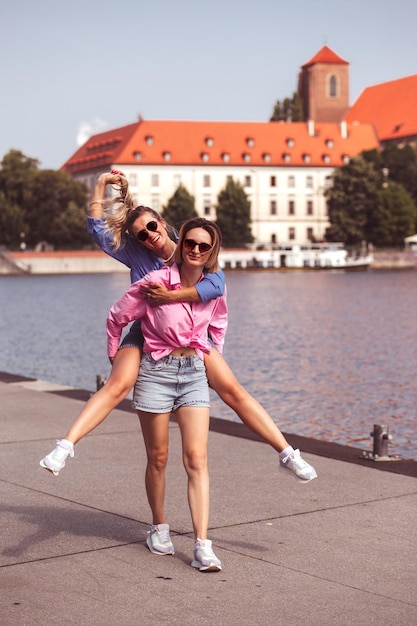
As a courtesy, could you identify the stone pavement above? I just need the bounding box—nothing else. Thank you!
[0,372,416,626]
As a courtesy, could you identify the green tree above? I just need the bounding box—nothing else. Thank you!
[161,184,197,230]
[0,150,39,208]
[24,169,88,248]
[52,200,92,249]
[0,191,26,248]
[215,179,254,247]
[368,182,417,247]
[325,156,380,245]
[270,92,304,122]
[381,144,417,207]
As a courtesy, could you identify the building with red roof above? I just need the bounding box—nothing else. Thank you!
[62,45,414,245]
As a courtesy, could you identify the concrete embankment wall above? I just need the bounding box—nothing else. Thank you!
[1,249,416,274]
[1,251,129,275]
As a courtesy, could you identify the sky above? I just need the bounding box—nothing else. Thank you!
[2,0,416,170]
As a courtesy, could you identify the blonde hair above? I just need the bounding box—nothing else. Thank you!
[103,178,175,249]
[174,218,222,273]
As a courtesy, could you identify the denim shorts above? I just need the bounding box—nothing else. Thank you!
[132,352,210,413]
[120,319,144,350]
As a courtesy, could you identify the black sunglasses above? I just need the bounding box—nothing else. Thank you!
[183,238,212,253]
[136,220,159,242]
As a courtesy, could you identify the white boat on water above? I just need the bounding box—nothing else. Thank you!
[219,242,373,271]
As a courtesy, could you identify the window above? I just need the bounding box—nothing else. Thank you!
[329,74,337,97]
[173,174,181,188]
[244,175,252,187]
[287,175,295,188]
[307,227,314,241]
[289,227,295,241]
[163,152,171,161]
[322,154,331,164]
[342,154,350,164]
[246,137,255,147]
[307,200,313,216]
[134,151,142,161]
[145,135,154,146]
[263,153,271,163]
[151,195,160,211]
[270,175,276,187]
[326,139,334,149]
[283,153,291,163]
[205,137,214,147]
[306,176,313,189]
[222,152,230,163]
[303,154,311,164]
[242,153,251,163]
[288,200,295,215]
[270,199,277,215]
[128,173,137,187]
[286,138,295,148]
[203,196,211,216]
[201,152,209,162]
[203,175,211,187]
[271,233,277,244]
[151,174,159,187]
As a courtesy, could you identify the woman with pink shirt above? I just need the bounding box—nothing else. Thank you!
[107,217,226,571]
[40,170,317,484]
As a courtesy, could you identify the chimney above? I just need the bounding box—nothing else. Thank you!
[307,119,315,136]
[340,120,347,139]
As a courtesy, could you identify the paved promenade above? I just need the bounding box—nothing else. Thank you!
[1,371,416,625]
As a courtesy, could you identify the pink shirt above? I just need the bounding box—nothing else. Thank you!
[106,263,228,360]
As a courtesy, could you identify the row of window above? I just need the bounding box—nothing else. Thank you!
[147,194,324,218]
[128,173,331,189]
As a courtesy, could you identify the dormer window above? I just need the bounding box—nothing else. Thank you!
[205,137,214,147]
[283,153,291,163]
[201,152,209,162]
[134,151,142,161]
[286,138,295,148]
[303,154,311,163]
[145,135,154,146]
[222,152,230,163]
[246,137,255,148]
[322,154,331,164]
[163,152,171,161]
[326,139,334,149]
[263,153,271,163]
[242,153,251,163]
[342,154,350,164]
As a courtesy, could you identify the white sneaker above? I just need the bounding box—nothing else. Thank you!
[40,439,74,476]
[191,539,222,572]
[280,449,317,481]
[146,524,175,555]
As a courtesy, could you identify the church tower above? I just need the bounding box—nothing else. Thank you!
[298,45,350,123]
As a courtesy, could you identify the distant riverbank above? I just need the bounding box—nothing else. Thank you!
[1,248,416,275]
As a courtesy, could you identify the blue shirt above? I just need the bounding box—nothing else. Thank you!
[87,216,225,303]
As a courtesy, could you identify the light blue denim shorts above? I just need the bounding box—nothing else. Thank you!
[120,319,144,350]
[133,352,210,413]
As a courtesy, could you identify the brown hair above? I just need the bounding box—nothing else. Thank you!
[174,217,222,273]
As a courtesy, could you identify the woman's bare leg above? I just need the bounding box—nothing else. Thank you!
[64,347,141,444]
[138,411,171,525]
[175,406,210,540]
[204,350,289,453]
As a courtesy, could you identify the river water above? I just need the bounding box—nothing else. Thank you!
[1,270,416,459]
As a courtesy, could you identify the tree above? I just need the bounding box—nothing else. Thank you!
[24,169,89,248]
[161,184,197,230]
[270,92,304,122]
[368,182,417,247]
[0,191,26,248]
[215,179,254,247]
[325,156,380,245]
